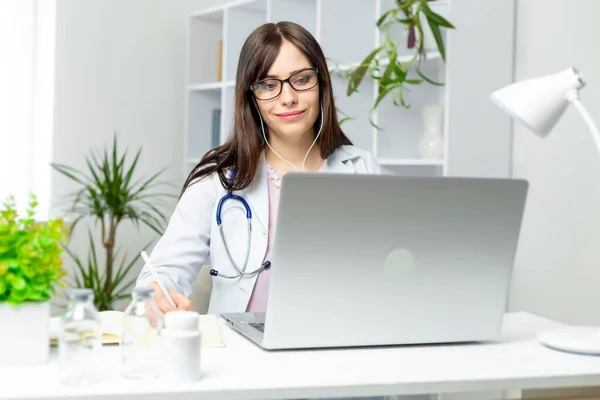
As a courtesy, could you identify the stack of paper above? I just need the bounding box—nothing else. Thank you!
[198,313,226,347]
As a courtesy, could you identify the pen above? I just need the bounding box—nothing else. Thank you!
[140,251,177,309]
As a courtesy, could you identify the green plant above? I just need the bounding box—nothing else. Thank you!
[340,0,455,127]
[0,195,68,306]
[51,134,176,310]
[59,229,155,310]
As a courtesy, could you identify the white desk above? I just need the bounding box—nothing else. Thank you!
[3,312,600,400]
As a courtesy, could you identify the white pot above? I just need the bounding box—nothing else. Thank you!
[0,301,50,366]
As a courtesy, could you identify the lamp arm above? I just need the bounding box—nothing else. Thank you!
[568,90,600,157]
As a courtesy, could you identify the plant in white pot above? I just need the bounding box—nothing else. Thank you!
[0,194,68,366]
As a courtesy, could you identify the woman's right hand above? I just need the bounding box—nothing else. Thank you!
[148,282,193,313]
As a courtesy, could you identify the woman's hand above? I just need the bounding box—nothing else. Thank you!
[148,282,193,313]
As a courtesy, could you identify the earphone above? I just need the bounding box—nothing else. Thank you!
[254,98,324,172]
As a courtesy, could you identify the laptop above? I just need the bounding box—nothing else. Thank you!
[221,173,529,350]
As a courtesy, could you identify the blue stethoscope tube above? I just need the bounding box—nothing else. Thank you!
[209,171,271,279]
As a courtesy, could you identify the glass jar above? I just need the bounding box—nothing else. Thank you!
[57,288,102,386]
[121,286,164,379]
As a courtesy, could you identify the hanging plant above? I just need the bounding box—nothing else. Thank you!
[342,0,455,128]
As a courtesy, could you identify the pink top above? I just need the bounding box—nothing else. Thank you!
[246,159,326,312]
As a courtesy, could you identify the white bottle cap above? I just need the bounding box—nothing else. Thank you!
[164,310,199,331]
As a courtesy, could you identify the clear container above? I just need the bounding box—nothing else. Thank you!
[121,286,164,379]
[57,288,102,386]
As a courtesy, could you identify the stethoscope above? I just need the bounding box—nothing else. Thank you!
[209,170,271,279]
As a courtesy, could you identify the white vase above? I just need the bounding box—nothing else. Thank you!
[417,105,445,159]
[0,301,50,366]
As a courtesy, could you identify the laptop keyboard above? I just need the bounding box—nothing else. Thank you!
[249,322,265,332]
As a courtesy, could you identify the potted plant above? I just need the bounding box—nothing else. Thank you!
[51,134,176,311]
[0,194,68,366]
[341,0,455,128]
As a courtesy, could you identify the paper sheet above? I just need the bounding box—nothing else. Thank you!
[198,314,226,347]
[50,311,226,347]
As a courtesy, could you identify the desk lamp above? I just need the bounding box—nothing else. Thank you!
[491,67,600,356]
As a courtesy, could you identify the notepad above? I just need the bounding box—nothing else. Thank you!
[198,313,226,347]
[49,311,226,347]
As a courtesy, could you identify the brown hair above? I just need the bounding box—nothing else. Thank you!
[181,21,352,197]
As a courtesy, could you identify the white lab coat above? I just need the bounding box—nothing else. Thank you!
[136,145,383,314]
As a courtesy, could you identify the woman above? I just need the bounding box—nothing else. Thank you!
[136,21,382,315]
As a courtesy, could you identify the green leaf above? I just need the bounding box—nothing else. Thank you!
[50,163,90,186]
[114,293,133,301]
[396,0,416,11]
[113,239,153,292]
[347,45,384,96]
[63,244,92,287]
[129,167,169,199]
[65,214,86,239]
[373,85,392,110]
[391,61,407,82]
[123,148,142,190]
[86,230,102,291]
[422,4,455,29]
[416,67,444,86]
[393,90,409,107]
[394,17,414,24]
[368,114,382,131]
[426,17,446,61]
[376,9,394,28]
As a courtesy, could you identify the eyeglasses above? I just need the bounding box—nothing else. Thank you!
[250,67,319,100]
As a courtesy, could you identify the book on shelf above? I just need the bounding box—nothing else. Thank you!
[217,40,223,82]
[211,108,221,148]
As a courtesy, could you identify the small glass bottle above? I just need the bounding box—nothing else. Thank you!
[57,288,102,386]
[121,286,164,379]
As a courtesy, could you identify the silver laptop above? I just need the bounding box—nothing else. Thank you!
[221,173,529,350]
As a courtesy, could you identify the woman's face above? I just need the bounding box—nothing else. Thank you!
[252,40,320,144]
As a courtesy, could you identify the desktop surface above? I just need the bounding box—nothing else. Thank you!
[4,313,600,400]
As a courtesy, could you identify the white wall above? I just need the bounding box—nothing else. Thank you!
[51,0,227,309]
[509,0,600,325]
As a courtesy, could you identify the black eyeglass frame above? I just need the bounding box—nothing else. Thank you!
[249,67,320,101]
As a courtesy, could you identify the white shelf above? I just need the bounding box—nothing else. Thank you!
[188,82,223,91]
[190,0,264,18]
[188,81,235,92]
[378,158,444,166]
[328,52,442,73]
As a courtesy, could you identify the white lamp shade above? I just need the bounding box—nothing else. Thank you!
[490,67,585,137]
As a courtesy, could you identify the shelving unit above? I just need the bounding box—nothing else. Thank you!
[184,0,516,179]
